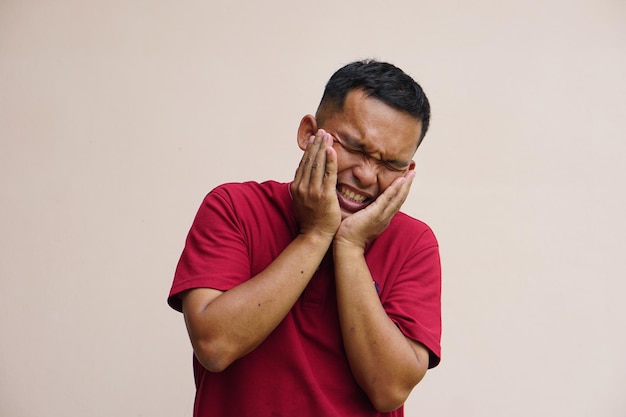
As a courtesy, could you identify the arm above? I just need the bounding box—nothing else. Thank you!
[181,132,341,372]
[182,231,333,372]
[333,171,429,412]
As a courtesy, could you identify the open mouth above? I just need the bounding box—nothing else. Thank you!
[338,186,367,203]
[336,185,373,214]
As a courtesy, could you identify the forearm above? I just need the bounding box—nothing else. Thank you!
[183,231,332,372]
[334,242,428,412]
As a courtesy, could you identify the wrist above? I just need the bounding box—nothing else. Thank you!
[298,228,336,248]
[333,238,366,256]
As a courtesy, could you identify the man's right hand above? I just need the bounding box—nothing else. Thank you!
[290,129,341,240]
[182,130,341,373]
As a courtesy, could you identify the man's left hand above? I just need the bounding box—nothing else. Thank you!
[334,169,416,250]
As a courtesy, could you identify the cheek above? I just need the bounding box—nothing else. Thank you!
[379,171,406,191]
[378,178,395,193]
[335,153,353,173]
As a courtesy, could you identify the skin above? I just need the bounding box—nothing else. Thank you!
[181,89,430,412]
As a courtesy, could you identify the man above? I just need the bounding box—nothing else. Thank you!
[168,60,441,417]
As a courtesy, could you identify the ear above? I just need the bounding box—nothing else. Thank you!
[297,115,318,151]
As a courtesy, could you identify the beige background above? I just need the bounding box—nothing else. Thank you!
[1,0,625,416]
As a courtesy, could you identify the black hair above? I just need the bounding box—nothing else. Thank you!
[317,59,431,144]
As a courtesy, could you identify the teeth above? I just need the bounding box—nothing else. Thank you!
[340,187,366,203]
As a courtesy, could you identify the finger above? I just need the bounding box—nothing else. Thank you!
[384,173,415,214]
[304,133,329,187]
[371,173,413,219]
[309,133,333,191]
[322,139,338,193]
[294,135,318,188]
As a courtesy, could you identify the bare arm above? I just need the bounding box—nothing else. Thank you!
[181,132,341,372]
[333,171,429,412]
[182,231,333,372]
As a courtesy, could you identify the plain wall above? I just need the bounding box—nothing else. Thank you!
[1,0,625,416]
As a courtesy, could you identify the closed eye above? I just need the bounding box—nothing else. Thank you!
[332,133,409,172]
[381,161,409,172]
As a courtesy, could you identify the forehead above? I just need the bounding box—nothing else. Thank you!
[322,89,422,156]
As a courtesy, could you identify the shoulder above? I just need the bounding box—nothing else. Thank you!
[207,180,288,201]
[366,212,439,267]
[386,212,439,248]
[200,180,289,210]
[196,180,295,231]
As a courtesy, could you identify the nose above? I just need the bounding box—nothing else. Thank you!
[352,155,379,188]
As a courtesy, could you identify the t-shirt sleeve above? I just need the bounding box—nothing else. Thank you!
[167,187,251,312]
[384,227,442,368]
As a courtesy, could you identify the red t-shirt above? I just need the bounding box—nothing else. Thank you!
[168,181,441,417]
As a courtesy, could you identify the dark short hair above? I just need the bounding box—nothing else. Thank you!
[317,59,431,145]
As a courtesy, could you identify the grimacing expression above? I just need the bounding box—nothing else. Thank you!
[319,89,423,217]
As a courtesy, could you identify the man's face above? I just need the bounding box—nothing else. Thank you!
[319,89,423,219]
